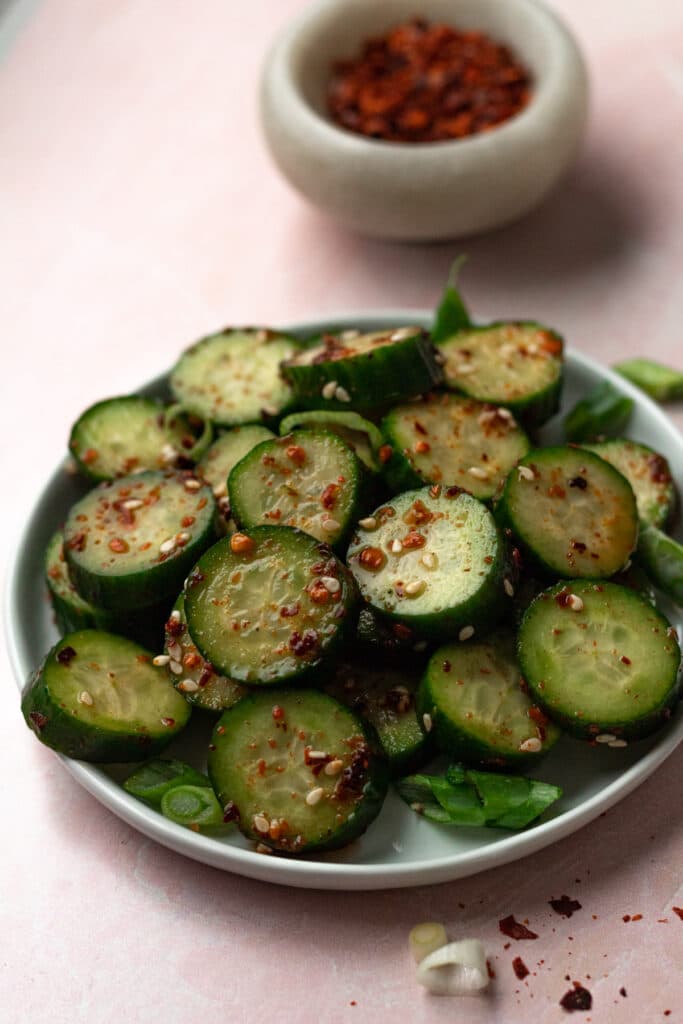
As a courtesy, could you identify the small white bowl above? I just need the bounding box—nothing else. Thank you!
[260,0,589,241]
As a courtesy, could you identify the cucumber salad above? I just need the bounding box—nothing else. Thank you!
[22,275,683,858]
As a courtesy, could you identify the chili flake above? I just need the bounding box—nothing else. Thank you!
[499,915,538,940]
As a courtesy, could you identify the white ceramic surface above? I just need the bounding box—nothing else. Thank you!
[6,311,683,890]
[260,0,589,241]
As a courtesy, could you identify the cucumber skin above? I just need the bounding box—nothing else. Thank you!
[22,634,191,762]
[207,690,389,854]
[518,582,682,741]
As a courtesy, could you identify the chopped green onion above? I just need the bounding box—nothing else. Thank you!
[431,257,472,343]
[564,380,634,442]
[637,523,683,608]
[416,939,489,996]
[409,922,449,964]
[123,759,209,807]
[613,358,683,402]
[160,784,227,831]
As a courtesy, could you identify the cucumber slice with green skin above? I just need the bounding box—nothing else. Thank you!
[63,471,217,611]
[564,381,634,443]
[22,631,191,762]
[163,597,247,713]
[417,633,561,770]
[185,526,357,685]
[518,581,681,741]
[582,439,677,529]
[636,524,683,608]
[228,430,365,549]
[325,661,430,776]
[208,689,388,854]
[279,410,383,472]
[346,487,510,641]
[355,606,431,665]
[438,322,564,427]
[45,531,172,649]
[170,327,300,427]
[68,396,213,482]
[197,425,275,502]
[280,327,443,414]
[123,758,209,806]
[496,447,638,579]
[380,393,530,501]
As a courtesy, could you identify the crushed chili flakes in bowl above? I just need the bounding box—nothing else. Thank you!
[328,17,532,143]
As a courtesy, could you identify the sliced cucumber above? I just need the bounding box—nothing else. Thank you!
[381,393,530,500]
[198,425,275,500]
[326,661,429,775]
[185,526,356,685]
[170,327,300,427]
[22,631,191,761]
[637,523,683,608]
[69,396,212,482]
[163,597,247,713]
[346,487,510,640]
[279,410,383,472]
[439,322,563,426]
[518,581,681,741]
[582,439,676,529]
[228,429,365,548]
[280,327,443,413]
[208,689,388,854]
[355,606,430,665]
[497,447,638,578]
[418,632,560,769]
[63,471,217,611]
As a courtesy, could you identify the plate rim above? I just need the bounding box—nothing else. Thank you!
[6,308,683,890]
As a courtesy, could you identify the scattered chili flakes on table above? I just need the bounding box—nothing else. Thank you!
[560,984,593,1012]
[499,914,539,940]
[327,17,532,143]
[549,895,583,918]
[512,956,530,980]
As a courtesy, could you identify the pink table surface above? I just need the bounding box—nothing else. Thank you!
[2,1,683,1021]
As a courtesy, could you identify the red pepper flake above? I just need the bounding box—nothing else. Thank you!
[272,705,285,721]
[402,531,426,550]
[404,498,434,525]
[414,440,431,454]
[289,629,319,657]
[499,915,538,940]
[568,476,588,490]
[160,717,175,727]
[108,537,129,554]
[320,483,340,509]
[223,800,240,823]
[378,444,393,464]
[429,484,441,498]
[647,453,672,484]
[82,448,98,464]
[393,622,413,641]
[528,705,550,728]
[230,533,254,554]
[559,985,592,1012]
[672,907,683,920]
[547,484,566,499]
[56,645,77,666]
[549,895,582,919]
[442,659,451,673]
[28,710,48,731]
[67,531,87,552]
[620,987,627,998]
[512,957,530,980]
[286,444,306,466]
[631,913,643,922]
[280,603,299,618]
[181,515,195,528]
[487,960,496,979]
[622,915,631,922]
[309,580,332,604]
[359,545,385,570]
[620,655,632,665]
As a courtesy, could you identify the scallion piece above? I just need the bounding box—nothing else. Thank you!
[564,380,634,442]
[431,258,471,343]
[637,523,683,608]
[613,358,683,402]
[409,922,449,964]
[416,939,489,996]
[160,784,227,831]
[123,759,209,807]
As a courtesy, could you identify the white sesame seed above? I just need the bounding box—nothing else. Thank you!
[358,516,378,530]
[169,609,181,623]
[410,802,425,813]
[478,409,497,426]
[459,625,475,642]
[78,690,94,706]
[499,343,516,358]
[321,380,338,400]
[608,739,628,749]
[169,660,183,676]
[568,594,584,612]
[321,576,341,594]
[496,407,514,421]
[306,787,324,806]
[159,537,177,555]
[623,558,632,571]
[420,551,438,570]
[422,713,433,733]
[121,498,144,510]
[340,329,361,341]
[321,518,341,533]
[504,578,515,597]
[335,385,352,403]
[456,363,476,375]
[212,482,228,498]
[253,813,270,834]
[390,327,417,341]
[261,404,278,418]
[184,478,202,491]
[390,539,403,554]
[324,759,344,776]
[517,465,536,482]
[527,342,540,356]
[255,842,272,855]
[178,679,200,693]
[307,750,328,760]
[177,531,191,542]
[467,466,489,480]
[519,737,542,753]
[160,444,178,464]
[167,641,182,661]
[433,351,446,365]
[64,458,79,475]
[405,579,426,597]
[595,733,617,744]
[413,641,428,652]
[152,654,171,666]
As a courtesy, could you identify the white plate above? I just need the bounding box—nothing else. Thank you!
[6,311,683,890]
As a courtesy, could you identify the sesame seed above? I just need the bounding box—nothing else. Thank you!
[321,576,341,594]
[335,385,351,403]
[390,539,403,554]
[152,654,171,666]
[324,759,344,776]
[527,342,540,355]
[456,363,476,375]
[169,610,181,623]
[358,516,378,530]
[568,594,584,612]
[595,733,617,744]
[253,813,270,834]
[169,660,183,676]
[261,404,278,418]
[340,329,361,341]
[167,642,182,661]
[410,802,425,813]
[422,713,433,732]
[78,690,94,706]
[321,380,338,400]
[160,444,178,464]
[178,679,200,693]
[64,458,79,476]
[159,537,177,555]
[623,558,632,571]
[519,737,542,753]
[459,625,475,641]
[499,343,516,358]
[307,750,327,760]
[467,466,489,480]
[517,465,536,482]
[504,578,515,597]
[121,498,144,510]
[433,351,446,365]
[212,482,228,498]
[306,787,324,806]
[405,579,426,597]
[608,739,628,749]
[478,409,497,426]
[255,842,272,855]
[184,478,202,491]
[420,551,437,570]
[390,327,417,341]
[177,531,191,542]
[496,407,514,420]
[321,518,341,533]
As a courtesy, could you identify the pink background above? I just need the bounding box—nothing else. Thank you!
[2,1,683,1020]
